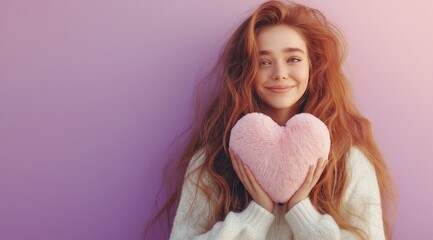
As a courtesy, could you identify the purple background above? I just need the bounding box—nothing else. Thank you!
[1,0,432,239]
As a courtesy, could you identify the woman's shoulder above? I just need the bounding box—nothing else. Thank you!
[347,146,374,170]
[184,148,215,186]
[186,148,206,174]
[343,146,382,204]
[346,146,377,179]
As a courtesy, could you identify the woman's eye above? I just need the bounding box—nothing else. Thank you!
[260,60,271,65]
[288,58,301,63]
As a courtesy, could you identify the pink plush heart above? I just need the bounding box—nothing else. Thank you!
[229,113,330,203]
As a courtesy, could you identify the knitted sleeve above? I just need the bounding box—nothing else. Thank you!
[169,150,275,240]
[284,147,386,240]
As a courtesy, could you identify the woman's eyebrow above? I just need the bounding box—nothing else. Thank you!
[259,48,305,55]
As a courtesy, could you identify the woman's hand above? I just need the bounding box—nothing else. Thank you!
[229,148,274,213]
[287,158,328,211]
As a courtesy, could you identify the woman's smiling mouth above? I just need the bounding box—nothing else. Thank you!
[266,85,295,93]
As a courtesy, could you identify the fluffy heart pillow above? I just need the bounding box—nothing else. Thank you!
[229,112,331,203]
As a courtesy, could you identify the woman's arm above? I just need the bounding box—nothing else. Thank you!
[170,151,275,240]
[284,147,385,240]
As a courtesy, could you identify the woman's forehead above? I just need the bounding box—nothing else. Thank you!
[256,25,307,54]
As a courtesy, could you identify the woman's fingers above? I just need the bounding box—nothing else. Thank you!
[287,158,328,210]
[229,149,251,190]
[311,158,324,184]
[300,158,328,192]
[302,164,315,189]
[229,149,260,193]
[311,158,328,186]
[244,164,260,192]
[229,148,274,212]
[229,149,239,173]
[235,153,255,191]
[232,149,327,196]
[231,149,329,213]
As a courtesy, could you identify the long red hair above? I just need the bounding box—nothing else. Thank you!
[145,1,395,239]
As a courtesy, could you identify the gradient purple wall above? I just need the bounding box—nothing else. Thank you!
[1,0,432,239]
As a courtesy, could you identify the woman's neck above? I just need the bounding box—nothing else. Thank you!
[263,106,299,126]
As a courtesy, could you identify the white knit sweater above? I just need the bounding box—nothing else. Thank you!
[170,147,385,239]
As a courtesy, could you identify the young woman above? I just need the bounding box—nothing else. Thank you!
[149,1,395,239]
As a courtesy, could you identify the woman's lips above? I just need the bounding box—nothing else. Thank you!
[266,85,295,93]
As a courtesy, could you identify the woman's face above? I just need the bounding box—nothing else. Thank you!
[254,24,309,118]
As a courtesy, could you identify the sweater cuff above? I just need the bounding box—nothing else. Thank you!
[238,201,275,234]
[284,198,321,233]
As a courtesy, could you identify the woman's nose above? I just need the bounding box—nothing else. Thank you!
[272,63,288,80]
[272,73,288,80]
